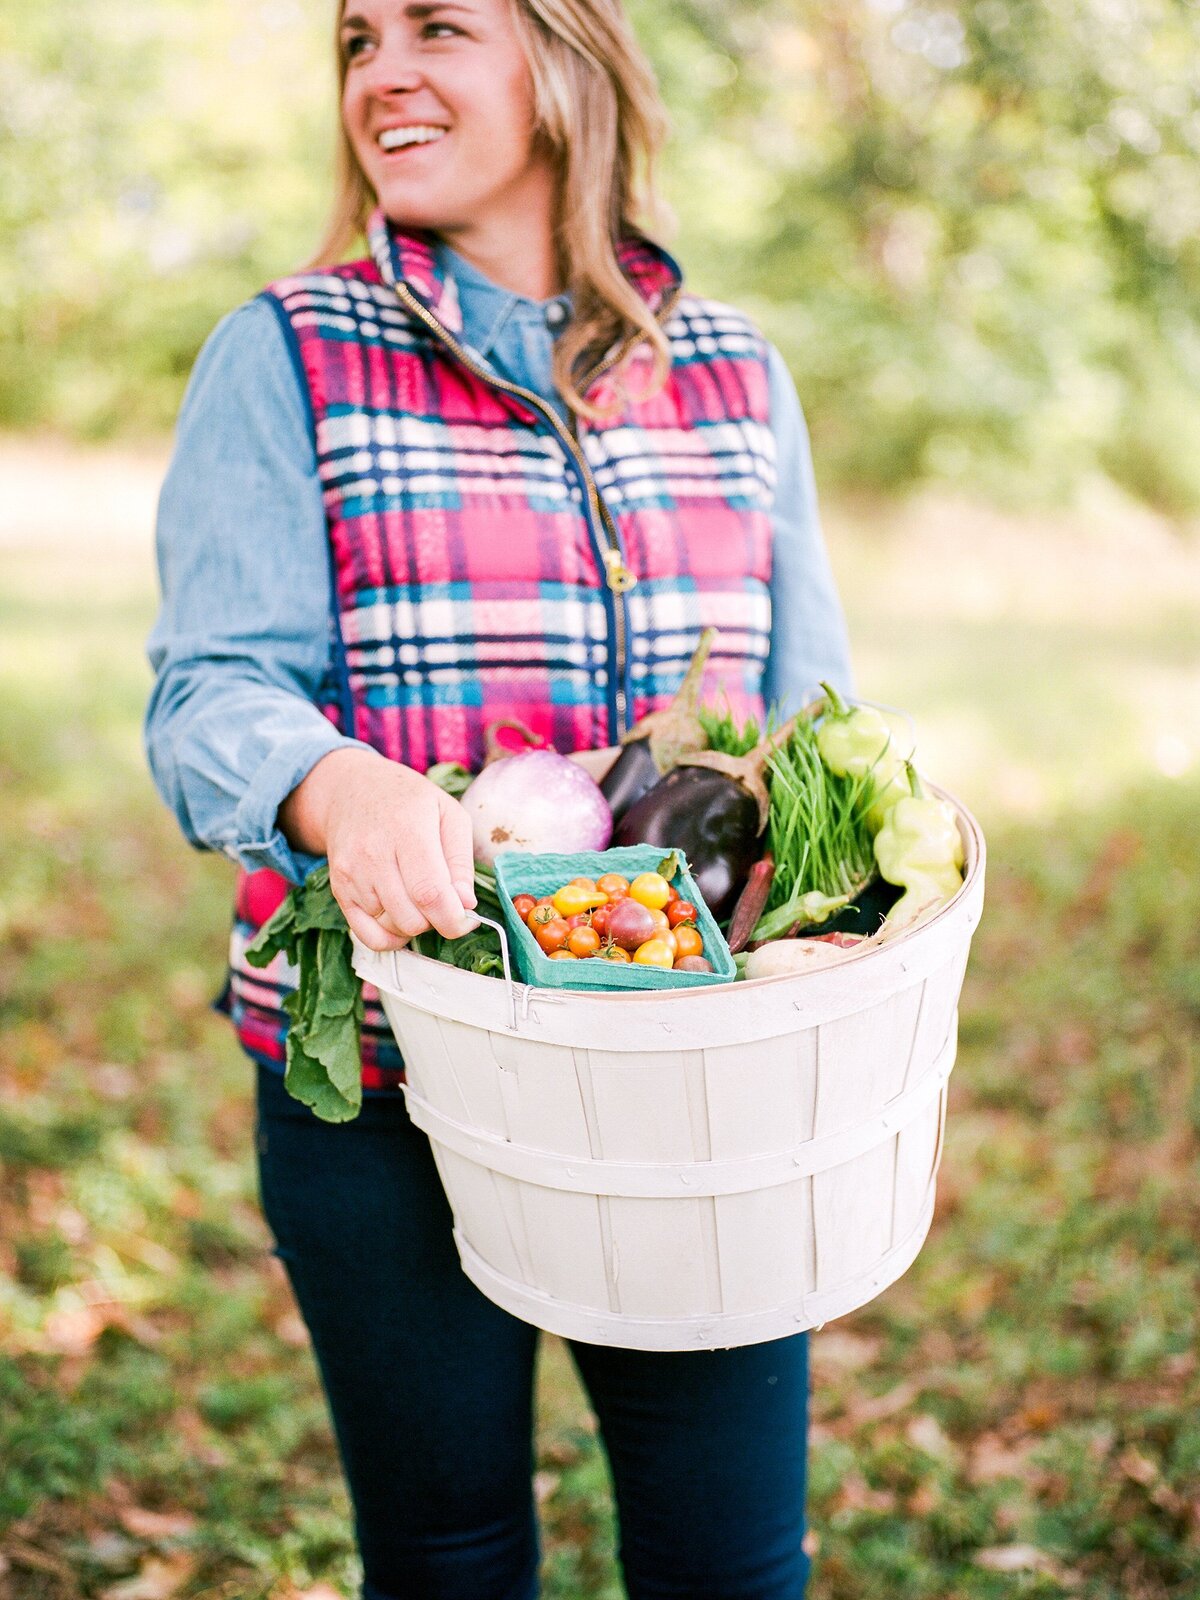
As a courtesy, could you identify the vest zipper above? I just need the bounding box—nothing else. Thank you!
[390,278,682,740]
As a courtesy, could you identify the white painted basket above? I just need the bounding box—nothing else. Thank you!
[352,789,985,1351]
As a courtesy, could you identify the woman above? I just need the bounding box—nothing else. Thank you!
[146,0,853,1594]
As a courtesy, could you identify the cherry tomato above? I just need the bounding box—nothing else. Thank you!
[673,924,704,960]
[567,926,601,958]
[666,882,681,904]
[633,937,675,968]
[590,904,613,939]
[535,918,570,954]
[647,907,671,934]
[673,954,712,973]
[599,942,631,962]
[564,911,592,930]
[553,883,608,918]
[548,948,578,960]
[596,873,630,899]
[607,898,657,951]
[667,900,698,928]
[629,872,671,911]
[569,877,597,890]
[528,904,558,930]
[512,893,537,920]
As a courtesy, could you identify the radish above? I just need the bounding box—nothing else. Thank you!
[462,720,613,868]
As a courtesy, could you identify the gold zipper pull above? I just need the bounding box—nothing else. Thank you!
[603,548,638,594]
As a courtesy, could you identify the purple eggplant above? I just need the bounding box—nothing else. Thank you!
[612,714,804,920]
[601,628,715,825]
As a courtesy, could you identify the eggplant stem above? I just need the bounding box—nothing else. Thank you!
[617,626,717,770]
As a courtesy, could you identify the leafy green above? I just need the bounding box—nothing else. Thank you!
[245,865,363,1123]
[245,860,508,1123]
[408,865,505,976]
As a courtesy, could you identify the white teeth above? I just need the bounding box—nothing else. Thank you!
[378,125,448,151]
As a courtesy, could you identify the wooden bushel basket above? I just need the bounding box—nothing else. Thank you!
[352,787,985,1352]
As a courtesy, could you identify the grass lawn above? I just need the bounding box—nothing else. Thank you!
[1,438,1197,1598]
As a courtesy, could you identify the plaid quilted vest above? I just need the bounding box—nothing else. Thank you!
[230,208,776,1086]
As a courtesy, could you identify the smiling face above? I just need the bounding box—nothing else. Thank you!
[340,0,558,253]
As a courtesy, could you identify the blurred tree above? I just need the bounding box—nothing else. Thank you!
[3,0,1199,511]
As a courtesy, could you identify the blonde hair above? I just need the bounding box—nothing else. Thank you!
[310,0,675,420]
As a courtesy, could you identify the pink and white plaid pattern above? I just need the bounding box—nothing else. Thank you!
[229,212,777,1085]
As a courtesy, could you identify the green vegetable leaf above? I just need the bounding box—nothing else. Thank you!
[426,761,473,798]
[244,894,298,968]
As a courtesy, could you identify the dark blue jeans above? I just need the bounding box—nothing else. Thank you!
[255,1063,810,1600]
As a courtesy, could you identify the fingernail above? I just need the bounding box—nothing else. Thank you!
[454,881,477,909]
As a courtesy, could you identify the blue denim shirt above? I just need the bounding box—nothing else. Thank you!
[145,242,854,883]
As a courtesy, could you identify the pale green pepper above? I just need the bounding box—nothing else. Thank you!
[874,765,964,935]
[818,682,909,832]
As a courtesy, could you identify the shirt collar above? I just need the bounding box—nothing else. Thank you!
[367,206,683,353]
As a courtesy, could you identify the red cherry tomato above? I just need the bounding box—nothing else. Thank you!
[596,873,630,899]
[590,904,613,939]
[673,955,713,973]
[666,882,681,904]
[512,894,537,920]
[667,900,698,928]
[535,918,570,954]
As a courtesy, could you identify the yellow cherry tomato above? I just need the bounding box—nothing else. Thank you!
[629,872,671,911]
[633,937,675,968]
[552,883,608,917]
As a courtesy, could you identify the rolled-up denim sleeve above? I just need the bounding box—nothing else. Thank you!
[762,343,855,713]
[144,297,371,883]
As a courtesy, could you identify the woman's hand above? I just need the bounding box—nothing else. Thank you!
[279,748,478,952]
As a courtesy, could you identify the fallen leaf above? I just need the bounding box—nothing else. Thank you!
[273,1311,310,1348]
[100,1552,195,1600]
[533,1470,560,1504]
[906,1413,955,1460]
[968,1433,1036,1484]
[844,1378,922,1426]
[117,1507,198,1541]
[1118,1447,1158,1486]
[42,1303,107,1356]
[907,1481,940,1516]
[2,1537,76,1582]
[1017,1400,1062,1433]
[810,1329,881,1375]
[837,1474,896,1513]
[974,1544,1053,1572]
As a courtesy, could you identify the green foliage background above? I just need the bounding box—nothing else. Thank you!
[3,0,1200,510]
